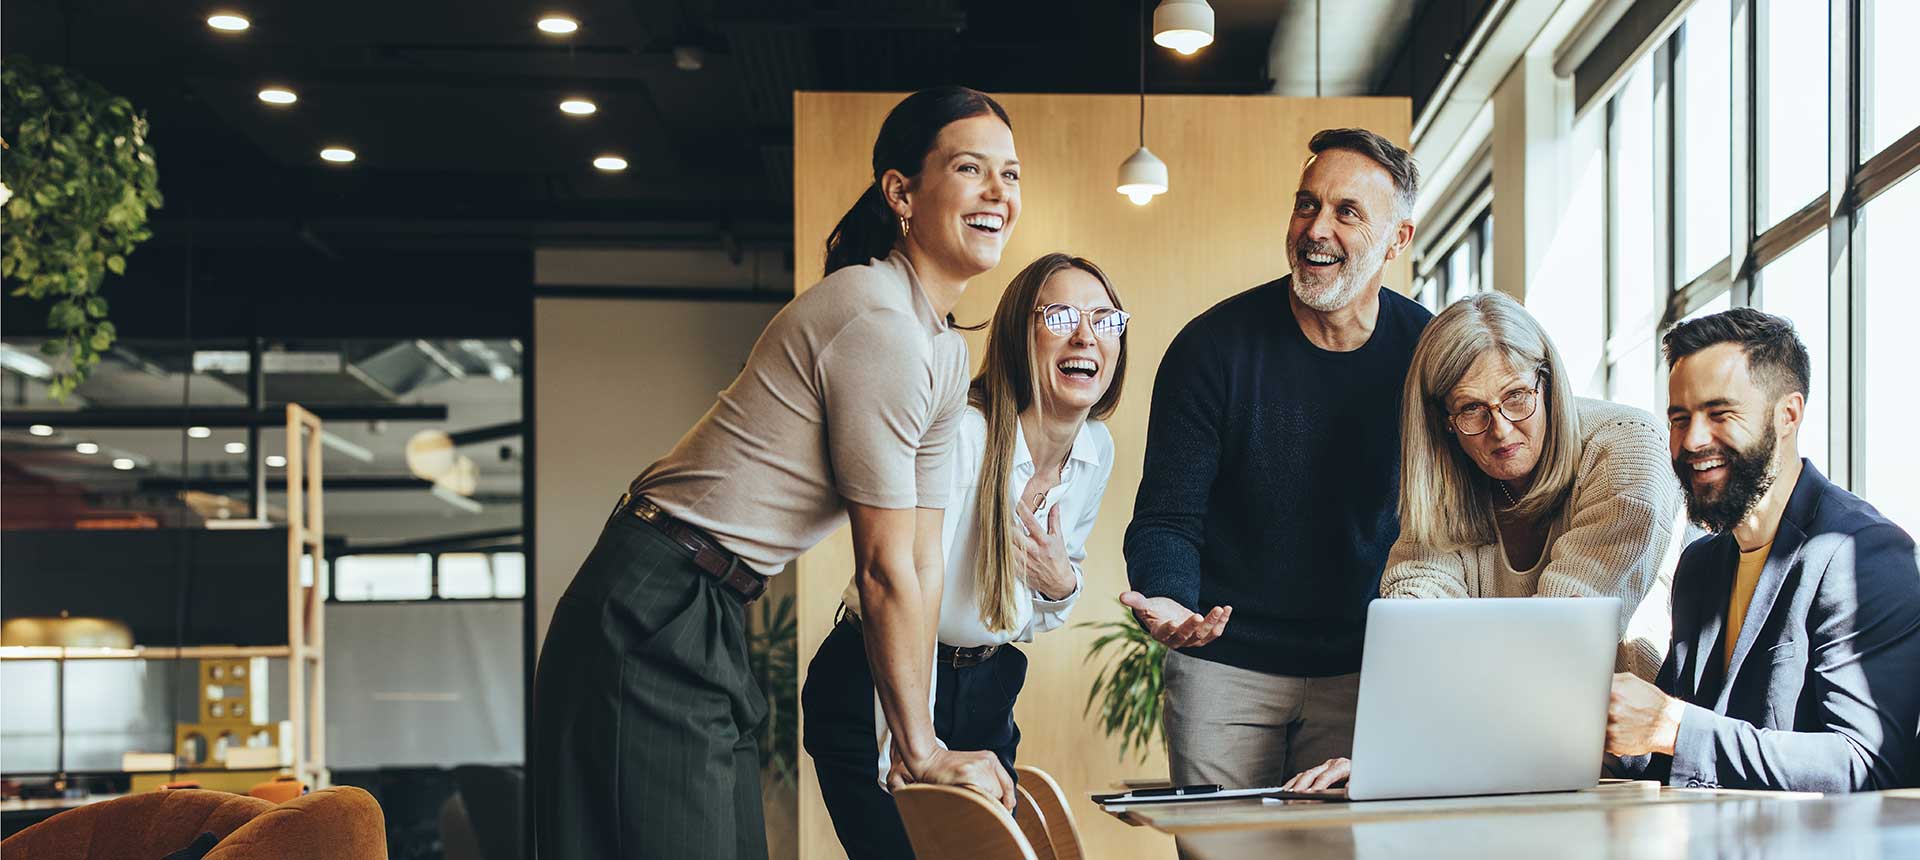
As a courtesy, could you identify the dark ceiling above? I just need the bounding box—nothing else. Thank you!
[2,0,1471,339]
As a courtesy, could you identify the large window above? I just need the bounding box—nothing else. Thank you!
[1756,230,1830,474]
[1863,0,1918,159]
[1597,0,1920,493]
[1678,0,1732,282]
[1415,207,1493,311]
[1862,176,1920,527]
[1759,0,1830,228]
[1605,58,1664,416]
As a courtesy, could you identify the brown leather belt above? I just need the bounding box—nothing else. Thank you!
[619,492,767,604]
[837,605,1001,668]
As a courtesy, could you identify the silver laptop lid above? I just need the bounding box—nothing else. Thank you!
[1346,597,1620,801]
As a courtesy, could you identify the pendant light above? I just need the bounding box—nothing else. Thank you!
[1118,0,1169,206]
[1152,0,1214,56]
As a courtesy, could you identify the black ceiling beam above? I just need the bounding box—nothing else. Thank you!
[139,475,520,501]
[449,422,524,446]
[343,527,523,554]
[715,10,968,32]
[1,405,449,429]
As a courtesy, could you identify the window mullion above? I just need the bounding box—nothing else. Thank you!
[1731,0,1759,305]
[1832,0,1861,489]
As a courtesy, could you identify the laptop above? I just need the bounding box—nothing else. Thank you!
[1326,597,1620,801]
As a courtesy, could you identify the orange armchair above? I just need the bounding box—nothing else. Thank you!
[2,787,387,860]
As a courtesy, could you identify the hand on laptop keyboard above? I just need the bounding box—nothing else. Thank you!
[1282,757,1352,792]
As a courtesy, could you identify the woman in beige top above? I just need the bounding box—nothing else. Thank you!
[1284,290,1684,792]
[533,87,1022,859]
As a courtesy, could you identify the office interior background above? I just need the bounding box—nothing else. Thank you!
[0,0,1914,858]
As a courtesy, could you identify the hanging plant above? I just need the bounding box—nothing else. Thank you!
[1,56,163,400]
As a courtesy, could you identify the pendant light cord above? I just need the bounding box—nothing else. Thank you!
[1315,0,1323,98]
[1138,0,1147,147]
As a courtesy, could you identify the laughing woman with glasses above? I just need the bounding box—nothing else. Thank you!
[1283,289,1686,792]
[803,253,1129,859]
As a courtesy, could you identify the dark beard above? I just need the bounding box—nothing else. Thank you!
[1673,423,1778,534]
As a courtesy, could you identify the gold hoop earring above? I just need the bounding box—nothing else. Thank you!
[898,215,910,237]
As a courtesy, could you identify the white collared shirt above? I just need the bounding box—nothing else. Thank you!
[846,405,1114,784]
[842,405,1111,646]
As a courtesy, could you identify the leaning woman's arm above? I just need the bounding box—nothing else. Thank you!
[1378,533,1474,598]
[1534,416,1685,681]
[821,309,1013,807]
[847,502,941,767]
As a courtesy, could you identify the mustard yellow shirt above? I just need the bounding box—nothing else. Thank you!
[1726,541,1774,668]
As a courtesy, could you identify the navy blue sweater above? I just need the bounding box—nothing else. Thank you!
[1124,278,1432,677]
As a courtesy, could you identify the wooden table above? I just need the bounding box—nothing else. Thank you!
[1097,784,1920,858]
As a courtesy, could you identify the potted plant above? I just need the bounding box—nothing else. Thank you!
[1078,602,1168,764]
[1,57,163,399]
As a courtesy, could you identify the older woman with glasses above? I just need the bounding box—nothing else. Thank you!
[804,253,1129,859]
[1283,290,1685,793]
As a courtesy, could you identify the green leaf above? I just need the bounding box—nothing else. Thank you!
[3,58,157,394]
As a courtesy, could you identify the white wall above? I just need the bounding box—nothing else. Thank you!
[531,297,782,649]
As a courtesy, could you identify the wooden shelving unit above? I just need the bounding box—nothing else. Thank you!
[0,646,292,661]
[1,405,330,790]
[286,403,328,789]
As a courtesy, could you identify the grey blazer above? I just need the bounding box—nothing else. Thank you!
[1617,461,1920,791]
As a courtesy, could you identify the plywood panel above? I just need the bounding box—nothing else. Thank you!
[794,91,1411,860]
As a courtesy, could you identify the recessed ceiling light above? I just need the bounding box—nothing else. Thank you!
[188,426,212,438]
[258,87,297,105]
[265,455,288,468]
[320,147,356,163]
[593,155,627,172]
[559,98,597,116]
[537,16,578,35]
[112,458,136,470]
[28,424,53,436]
[76,442,99,455]
[225,442,248,454]
[207,13,250,32]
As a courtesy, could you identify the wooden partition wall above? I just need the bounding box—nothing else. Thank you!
[793,91,1411,860]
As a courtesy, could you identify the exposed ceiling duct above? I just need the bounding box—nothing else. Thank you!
[1262,0,1418,97]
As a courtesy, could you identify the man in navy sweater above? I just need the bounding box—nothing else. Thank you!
[1123,128,1432,804]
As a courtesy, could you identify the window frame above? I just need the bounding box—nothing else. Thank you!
[1596,0,1920,488]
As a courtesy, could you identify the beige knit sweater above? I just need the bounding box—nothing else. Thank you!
[1380,398,1686,682]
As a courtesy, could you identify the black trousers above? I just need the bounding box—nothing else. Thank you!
[802,618,1026,860]
[532,505,768,859]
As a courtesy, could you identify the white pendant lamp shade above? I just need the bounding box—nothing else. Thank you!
[1153,0,1215,55]
[1117,146,1169,205]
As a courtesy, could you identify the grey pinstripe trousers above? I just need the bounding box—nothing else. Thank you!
[533,508,768,859]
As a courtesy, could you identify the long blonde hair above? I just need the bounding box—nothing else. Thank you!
[965,254,1128,632]
[1398,291,1581,548]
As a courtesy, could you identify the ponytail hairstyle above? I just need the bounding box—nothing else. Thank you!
[823,87,1013,276]
[965,253,1128,632]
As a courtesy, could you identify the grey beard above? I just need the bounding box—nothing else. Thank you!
[1291,239,1389,312]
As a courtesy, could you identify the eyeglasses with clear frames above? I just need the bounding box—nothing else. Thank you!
[1034,303,1131,339]
[1447,386,1541,436]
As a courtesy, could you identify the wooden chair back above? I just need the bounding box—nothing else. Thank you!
[1011,784,1057,860]
[893,784,1038,860]
[1013,766,1086,860]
